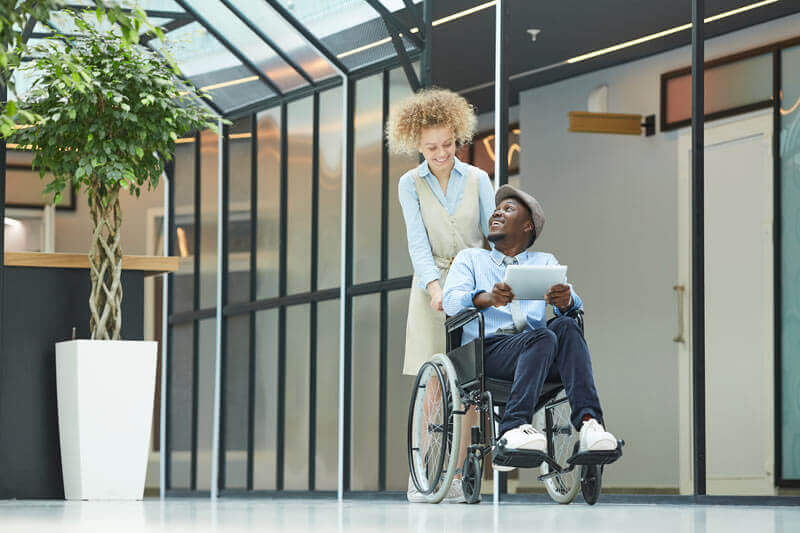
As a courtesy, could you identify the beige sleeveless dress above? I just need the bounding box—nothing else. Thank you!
[402,166,487,375]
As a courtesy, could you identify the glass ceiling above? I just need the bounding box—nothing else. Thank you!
[15,0,424,116]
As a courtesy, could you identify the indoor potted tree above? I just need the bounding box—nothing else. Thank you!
[9,9,218,500]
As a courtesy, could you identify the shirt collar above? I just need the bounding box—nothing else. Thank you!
[489,245,530,266]
[417,156,466,179]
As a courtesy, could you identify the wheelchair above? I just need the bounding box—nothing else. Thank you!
[407,307,623,505]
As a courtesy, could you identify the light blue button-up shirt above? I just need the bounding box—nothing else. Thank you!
[398,157,495,289]
[442,247,582,344]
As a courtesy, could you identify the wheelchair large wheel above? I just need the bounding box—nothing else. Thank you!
[407,353,463,504]
[539,393,580,504]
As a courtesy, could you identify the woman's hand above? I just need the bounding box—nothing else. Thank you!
[427,280,444,311]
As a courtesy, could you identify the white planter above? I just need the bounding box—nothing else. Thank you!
[56,340,157,500]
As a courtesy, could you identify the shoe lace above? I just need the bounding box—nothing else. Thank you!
[583,419,603,432]
[520,424,540,436]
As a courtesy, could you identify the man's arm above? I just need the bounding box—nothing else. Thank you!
[442,252,482,315]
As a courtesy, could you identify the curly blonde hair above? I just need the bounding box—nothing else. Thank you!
[385,88,477,155]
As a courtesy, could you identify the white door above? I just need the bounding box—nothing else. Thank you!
[677,111,775,496]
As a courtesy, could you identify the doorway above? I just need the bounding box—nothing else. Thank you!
[677,111,775,495]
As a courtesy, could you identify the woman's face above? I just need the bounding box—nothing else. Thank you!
[418,126,456,175]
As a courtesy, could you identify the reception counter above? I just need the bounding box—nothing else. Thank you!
[0,253,177,499]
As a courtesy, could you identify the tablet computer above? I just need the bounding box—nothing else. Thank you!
[503,264,568,300]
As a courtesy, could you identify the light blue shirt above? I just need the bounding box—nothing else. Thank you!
[442,247,582,344]
[398,157,495,289]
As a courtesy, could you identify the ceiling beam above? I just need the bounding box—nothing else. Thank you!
[364,0,423,50]
[261,0,349,75]
[220,0,315,86]
[172,0,284,97]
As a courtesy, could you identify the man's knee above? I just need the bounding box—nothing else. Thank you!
[519,328,557,356]
[549,315,582,337]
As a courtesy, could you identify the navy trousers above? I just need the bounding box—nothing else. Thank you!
[483,315,604,434]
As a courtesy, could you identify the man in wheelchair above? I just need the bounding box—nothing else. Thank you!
[442,184,618,472]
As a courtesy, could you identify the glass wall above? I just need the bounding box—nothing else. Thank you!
[781,43,800,482]
[166,64,420,495]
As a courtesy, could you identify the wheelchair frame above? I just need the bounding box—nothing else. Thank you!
[443,307,585,483]
[403,306,624,504]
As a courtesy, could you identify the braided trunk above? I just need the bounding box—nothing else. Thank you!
[88,185,123,340]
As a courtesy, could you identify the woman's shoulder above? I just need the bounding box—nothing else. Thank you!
[398,166,423,193]
[460,161,491,180]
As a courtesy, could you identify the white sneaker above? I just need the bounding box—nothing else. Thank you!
[407,474,426,503]
[500,424,547,452]
[407,474,466,503]
[493,424,547,472]
[442,478,466,503]
[579,418,617,452]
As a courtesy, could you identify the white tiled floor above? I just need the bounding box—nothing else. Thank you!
[0,499,798,532]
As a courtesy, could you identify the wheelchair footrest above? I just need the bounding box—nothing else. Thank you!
[492,446,548,469]
[567,440,624,466]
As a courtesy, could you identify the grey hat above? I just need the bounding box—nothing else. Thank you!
[495,184,545,246]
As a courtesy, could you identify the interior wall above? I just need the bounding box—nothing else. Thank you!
[54,183,164,256]
[516,12,800,490]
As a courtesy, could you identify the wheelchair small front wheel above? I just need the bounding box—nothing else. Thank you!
[407,354,463,503]
[580,464,602,505]
[461,454,482,504]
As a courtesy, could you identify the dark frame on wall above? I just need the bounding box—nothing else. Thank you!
[660,34,800,132]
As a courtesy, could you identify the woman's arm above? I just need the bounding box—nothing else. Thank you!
[398,173,440,291]
[477,169,496,238]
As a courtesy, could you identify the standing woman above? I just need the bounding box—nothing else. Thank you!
[386,88,494,502]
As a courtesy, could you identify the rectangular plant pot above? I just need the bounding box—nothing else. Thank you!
[56,340,157,500]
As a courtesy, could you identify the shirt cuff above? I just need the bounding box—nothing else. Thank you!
[418,270,440,291]
[466,289,486,308]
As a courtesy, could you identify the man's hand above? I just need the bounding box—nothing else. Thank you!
[490,282,515,307]
[473,282,515,309]
[545,283,572,312]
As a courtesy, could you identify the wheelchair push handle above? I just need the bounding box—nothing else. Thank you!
[444,307,485,338]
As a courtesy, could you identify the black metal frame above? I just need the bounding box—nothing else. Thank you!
[690,0,706,496]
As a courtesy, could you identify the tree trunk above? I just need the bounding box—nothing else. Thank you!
[88,186,123,340]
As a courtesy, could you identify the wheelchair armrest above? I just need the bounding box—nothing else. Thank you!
[565,308,585,333]
[444,307,483,334]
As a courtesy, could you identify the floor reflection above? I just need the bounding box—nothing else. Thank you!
[0,498,798,532]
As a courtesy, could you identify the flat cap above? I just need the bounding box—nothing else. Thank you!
[495,184,545,245]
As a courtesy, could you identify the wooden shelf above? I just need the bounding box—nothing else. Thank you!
[3,252,179,276]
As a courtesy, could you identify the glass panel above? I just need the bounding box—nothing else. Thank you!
[173,141,196,314]
[353,74,383,284]
[287,98,314,294]
[285,305,311,490]
[228,0,336,82]
[196,318,216,490]
[388,67,416,279]
[256,107,282,299]
[184,0,306,92]
[318,88,342,290]
[253,309,279,490]
[665,53,772,125]
[199,130,218,309]
[274,0,415,70]
[350,293,380,490]
[168,322,193,489]
[781,44,800,481]
[228,118,253,304]
[150,21,274,112]
[223,313,250,489]
[386,289,413,490]
[315,299,339,490]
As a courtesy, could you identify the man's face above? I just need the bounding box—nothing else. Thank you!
[488,197,533,246]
